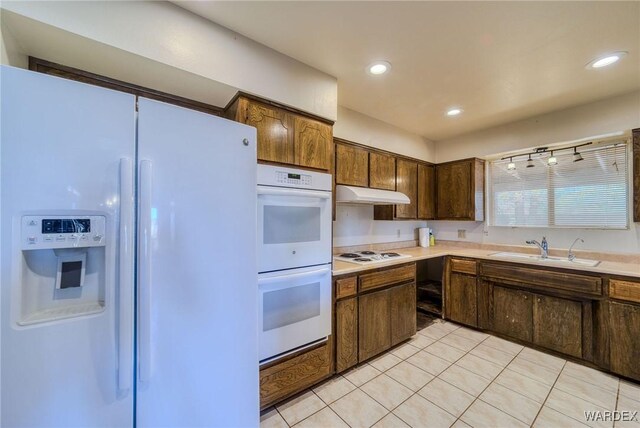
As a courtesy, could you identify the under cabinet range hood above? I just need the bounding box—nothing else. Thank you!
[335,185,410,205]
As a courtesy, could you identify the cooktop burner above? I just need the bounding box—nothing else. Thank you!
[339,253,361,258]
[334,250,412,265]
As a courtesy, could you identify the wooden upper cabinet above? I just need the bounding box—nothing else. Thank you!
[369,152,396,190]
[225,94,333,171]
[418,164,435,220]
[436,158,485,221]
[243,100,294,165]
[395,159,418,219]
[335,142,369,187]
[294,117,332,170]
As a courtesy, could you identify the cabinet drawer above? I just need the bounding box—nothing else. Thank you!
[450,258,477,275]
[610,279,640,304]
[336,276,357,299]
[481,263,602,297]
[259,340,332,409]
[359,264,416,293]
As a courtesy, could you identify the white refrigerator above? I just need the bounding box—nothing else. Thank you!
[0,66,259,427]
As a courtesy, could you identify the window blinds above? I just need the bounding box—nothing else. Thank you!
[489,142,628,229]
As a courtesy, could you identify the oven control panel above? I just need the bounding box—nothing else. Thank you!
[276,171,312,186]
[257,164,332,191]
[21,215,106,250]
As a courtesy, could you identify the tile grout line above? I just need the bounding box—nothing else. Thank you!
[448,340,525,427]
[530,360,573,427]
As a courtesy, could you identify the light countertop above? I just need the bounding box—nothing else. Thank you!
[332,245,640,279]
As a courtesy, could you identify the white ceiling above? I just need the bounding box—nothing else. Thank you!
[175,1,640,141]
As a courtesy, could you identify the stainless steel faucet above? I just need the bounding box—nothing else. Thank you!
[568,238,584,261]
[526,238,548,258]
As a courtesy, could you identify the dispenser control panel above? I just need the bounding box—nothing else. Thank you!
[21,215,106,250]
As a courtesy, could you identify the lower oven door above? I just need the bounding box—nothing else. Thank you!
[258,265,332,362]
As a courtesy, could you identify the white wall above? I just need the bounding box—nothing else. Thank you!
[334,106,435,162]
[333,205,426,248]
[0,12,27,68]
[429,91,640,254]
[436,90,640,163]
[332,106,434,247]
[0,1,337,120]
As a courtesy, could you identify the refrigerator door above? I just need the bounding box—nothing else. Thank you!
[136,98,259,427]
[0,66,136,427]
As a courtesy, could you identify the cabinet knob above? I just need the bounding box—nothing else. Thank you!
[537,298,541,302]
[523,295,528,300]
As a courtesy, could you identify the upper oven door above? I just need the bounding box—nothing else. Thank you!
[257,186,332,273]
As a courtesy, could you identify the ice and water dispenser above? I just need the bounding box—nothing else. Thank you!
[15,214,108,326]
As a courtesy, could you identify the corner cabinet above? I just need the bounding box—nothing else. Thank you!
[436,158,485,221]
[225,94,333,171]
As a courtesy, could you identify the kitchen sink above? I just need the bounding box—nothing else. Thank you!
[489,252,601,267]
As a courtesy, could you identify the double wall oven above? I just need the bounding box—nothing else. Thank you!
[257,165,332,363]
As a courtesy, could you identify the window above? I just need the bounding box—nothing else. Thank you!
[489,142,628,229]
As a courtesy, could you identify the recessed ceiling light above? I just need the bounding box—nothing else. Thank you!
[367,61,391,75]
[586,51,627,69]
[446,108,463,116]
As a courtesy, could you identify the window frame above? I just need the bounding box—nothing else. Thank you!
[486,140,631,230]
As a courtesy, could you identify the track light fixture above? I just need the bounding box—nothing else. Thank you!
[501,142,592,167]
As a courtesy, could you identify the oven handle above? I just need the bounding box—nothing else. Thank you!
[257,187,331,199]
[258,266,332,288]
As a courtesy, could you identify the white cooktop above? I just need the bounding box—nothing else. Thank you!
[333,251,411,265]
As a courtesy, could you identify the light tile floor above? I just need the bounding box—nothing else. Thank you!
[261,320,640,428]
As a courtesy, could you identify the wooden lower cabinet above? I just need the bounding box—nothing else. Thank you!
[359,289,391,362]
[335,298,358,372]
[446,272,478,327]
[390,283,417,346]
[609,301,640,381]
[259,339,333,409]
[533,294,584,358]
[490,285,533,342]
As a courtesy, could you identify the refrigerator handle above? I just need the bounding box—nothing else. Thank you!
[118,158,134,391]
[138,159,153,383]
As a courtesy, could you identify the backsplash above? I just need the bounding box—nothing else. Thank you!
[333,204,427,248]
[427,220,640,254]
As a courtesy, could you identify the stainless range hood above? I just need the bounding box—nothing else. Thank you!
[335,185,410,205]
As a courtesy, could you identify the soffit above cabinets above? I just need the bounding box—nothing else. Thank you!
[174,1,640,141]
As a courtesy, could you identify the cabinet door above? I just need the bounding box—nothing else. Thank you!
[533,294,583,358]
[335,143,369,187]
[359,289,391,362]
[446,273,478,327]
[294,116,332,171]
[370,152,396,190]
[436,161,471,219]
[390,283,417,346]
[395,159,418,219]
[418,164,435,220]
[609,301,640,381]
[491,285,533,342]
[336,297,358,373]
[245,101,294,165]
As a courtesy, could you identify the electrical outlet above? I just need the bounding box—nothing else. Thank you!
[457,229,466,239]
